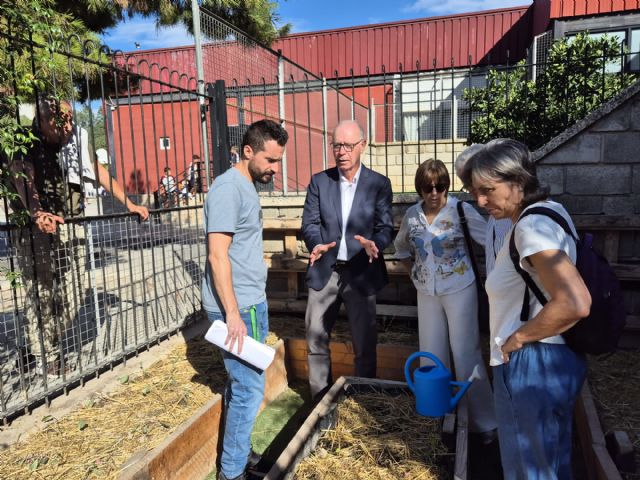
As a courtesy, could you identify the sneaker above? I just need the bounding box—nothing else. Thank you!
[247,449,262,469]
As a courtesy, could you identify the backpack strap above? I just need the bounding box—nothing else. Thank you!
[456,201,483,288]
[508,206,577,322]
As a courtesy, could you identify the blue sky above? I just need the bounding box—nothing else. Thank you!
[101,0,531,53]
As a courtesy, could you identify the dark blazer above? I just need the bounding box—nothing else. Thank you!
[302,165,393,295]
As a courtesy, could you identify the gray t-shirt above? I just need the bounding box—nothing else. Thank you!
[201,168,267,312]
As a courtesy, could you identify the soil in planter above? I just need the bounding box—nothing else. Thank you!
[294,390,452,480]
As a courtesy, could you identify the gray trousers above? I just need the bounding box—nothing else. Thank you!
[305,267,377,397]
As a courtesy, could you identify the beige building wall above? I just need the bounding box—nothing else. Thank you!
[366,140,468,192]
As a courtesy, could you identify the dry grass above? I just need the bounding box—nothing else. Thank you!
[588,349,640,479]
[295,391,451,480]
[0,337,226,479]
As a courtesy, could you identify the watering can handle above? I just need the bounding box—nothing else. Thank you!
[404,351,446,393]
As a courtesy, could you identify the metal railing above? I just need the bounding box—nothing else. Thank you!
[0,26,208,422]
[197,6,370,194]
[192,12,639,194]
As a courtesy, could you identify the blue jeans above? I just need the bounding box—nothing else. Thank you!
[492,342,586,480]
[206,301,268,478]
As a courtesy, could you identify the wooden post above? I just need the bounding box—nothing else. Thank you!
[284,230,299,299]
[603,231,619,264]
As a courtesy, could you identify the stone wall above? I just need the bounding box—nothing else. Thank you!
[535,82,640,216]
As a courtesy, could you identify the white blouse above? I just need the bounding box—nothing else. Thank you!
[394,196,486,296]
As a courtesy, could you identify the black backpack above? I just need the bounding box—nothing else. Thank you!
[509,206,626,355]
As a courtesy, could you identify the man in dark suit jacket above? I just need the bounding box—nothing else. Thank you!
[302,120,393,397]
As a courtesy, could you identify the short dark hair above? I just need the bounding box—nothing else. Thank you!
[414,159,450,195]
[241,120,288,158]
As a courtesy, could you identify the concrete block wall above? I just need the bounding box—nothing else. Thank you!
[535,85,640,216]
[366,140,467,192]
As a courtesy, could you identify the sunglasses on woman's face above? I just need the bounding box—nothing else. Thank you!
[424,184,447,194]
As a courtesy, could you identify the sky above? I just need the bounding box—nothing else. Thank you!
[100,0,532,53]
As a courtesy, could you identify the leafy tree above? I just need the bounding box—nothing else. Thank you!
[464,33,636,149]
[1,0,100,220]
[51,0,290,45]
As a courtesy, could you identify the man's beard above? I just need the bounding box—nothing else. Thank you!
[248,162,274,184]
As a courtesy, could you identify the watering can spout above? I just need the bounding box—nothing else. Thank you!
[449,380,472,410]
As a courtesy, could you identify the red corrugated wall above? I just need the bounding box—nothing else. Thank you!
[550,0,640,18]
[111,101,203,193]
[272,6,533,78]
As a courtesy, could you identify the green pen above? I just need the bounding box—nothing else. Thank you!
[250,305,258,341]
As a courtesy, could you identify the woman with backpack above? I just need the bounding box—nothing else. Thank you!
[459,139,592,480]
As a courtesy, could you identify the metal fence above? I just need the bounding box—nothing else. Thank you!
[0,26,208,422]
[277,46,638,193]
[192,11,639,193]
[197,6,370,194]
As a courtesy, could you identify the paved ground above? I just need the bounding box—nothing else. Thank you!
[0,197,206,421]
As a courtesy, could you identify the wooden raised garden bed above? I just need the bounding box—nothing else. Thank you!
[284,338,415,382]
[574,381,625,480]
[265,376,469,480]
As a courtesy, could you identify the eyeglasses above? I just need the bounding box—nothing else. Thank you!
[331,139,363,152]
[424,184,447,194]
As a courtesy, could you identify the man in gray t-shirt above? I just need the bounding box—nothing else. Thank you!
[202,120,288,480]
[202,167,268,313]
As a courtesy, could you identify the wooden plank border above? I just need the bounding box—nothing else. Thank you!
[284,338,416,382]
[574,381,623,480]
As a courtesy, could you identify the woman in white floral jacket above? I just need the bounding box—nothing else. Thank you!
[395,159,497,437]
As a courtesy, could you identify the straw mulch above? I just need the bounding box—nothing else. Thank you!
[295,391,451,480]
[269,313,419,347]
[587,349,640,479]
[0,336,229,480]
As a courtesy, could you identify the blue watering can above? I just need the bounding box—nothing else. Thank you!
[404,351,478,417]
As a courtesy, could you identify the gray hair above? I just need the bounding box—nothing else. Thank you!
[461,138,549,208]
[454,143,485,178]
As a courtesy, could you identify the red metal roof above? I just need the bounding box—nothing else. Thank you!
[272,6,534,78]
[119,1,640,85]
[550,0,640,18]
